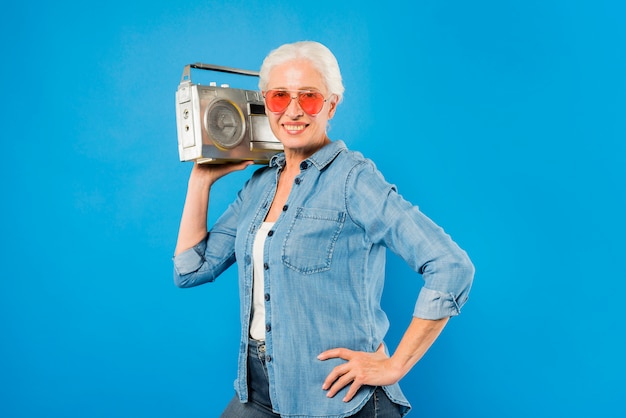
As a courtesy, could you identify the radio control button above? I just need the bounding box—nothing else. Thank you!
[246,91,260,101]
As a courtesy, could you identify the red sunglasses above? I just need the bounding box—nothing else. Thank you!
[263,89,328,116]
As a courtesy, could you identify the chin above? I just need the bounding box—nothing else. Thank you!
[278,132,308,145]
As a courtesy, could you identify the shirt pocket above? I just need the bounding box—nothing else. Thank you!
[281,207,346,274]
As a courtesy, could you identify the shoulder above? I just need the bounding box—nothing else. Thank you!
[335,147,391,189]
[329,142,379,176]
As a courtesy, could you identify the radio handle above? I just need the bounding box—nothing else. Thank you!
[181,63,259,83]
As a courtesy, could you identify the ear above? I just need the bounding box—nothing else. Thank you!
[327,95,339,119]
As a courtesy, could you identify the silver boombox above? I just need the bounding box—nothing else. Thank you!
[175,63,283,164]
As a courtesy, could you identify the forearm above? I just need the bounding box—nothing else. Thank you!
[388,316,449,380]
[319,316,450,401]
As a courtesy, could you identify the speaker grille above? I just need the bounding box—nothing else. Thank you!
[205,99,245,149]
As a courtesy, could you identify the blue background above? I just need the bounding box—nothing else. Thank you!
[2,1,625,417]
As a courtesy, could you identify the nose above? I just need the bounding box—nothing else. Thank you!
[284,94,303,117]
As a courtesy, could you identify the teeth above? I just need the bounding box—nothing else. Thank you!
[284,125,305,131]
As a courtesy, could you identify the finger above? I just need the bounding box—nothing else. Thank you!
[318,347,351,361]
[342,380,363,403]
[196,160,252,182]
[219,160,254,174]
[321,363,351,390]
[325,371,355,399]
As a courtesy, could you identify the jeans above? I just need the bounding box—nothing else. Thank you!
[221,340,401,418]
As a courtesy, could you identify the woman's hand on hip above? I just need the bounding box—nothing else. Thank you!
[317,344,402,403]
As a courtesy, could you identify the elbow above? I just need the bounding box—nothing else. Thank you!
[461,252,475,285]
[454,252,475,306]
[455,250,475,289]
[173,266,206,288]
[173,272,192,288]
[173,267,217,288]
[424,249,475,288]
[172,254,207,288]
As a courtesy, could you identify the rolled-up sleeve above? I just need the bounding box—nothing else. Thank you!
[411,226,474,319]
[173,236,208,277]
[414,288,461,319]
[172,227,239,288]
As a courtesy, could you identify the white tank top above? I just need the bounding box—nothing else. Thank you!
[250,222,274,341]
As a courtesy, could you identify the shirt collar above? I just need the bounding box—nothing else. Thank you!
[269,140,347,170]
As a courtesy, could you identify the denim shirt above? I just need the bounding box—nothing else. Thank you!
[173,140,475,417]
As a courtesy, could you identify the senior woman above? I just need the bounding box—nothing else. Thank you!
[173,41,474,417]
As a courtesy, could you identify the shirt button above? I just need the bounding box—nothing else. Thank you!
[263,263,269,270]
[267,230,274,237]
[300,161,308,170]
[264,293,270,301]
[266,355,272,362]
[294,178,301,185]
[282,205,288,212]
[265,324,271,332]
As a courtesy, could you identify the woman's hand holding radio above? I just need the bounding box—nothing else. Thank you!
[189,160,253,188]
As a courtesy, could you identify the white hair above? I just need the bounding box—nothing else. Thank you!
[259,41,345,103]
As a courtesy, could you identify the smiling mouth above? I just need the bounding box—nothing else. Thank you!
[283,124,307,131]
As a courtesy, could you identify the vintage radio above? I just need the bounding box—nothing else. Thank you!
[175,63,282,164]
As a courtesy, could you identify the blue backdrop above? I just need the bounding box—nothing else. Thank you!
[2,1,624,417]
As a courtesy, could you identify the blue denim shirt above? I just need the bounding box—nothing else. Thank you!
[173,140,474,417]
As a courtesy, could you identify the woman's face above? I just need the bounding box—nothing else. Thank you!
[264,59,337,158]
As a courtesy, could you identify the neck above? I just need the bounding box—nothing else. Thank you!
[282,136,331,170]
